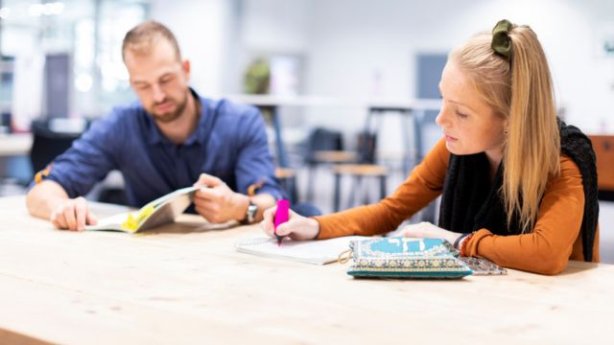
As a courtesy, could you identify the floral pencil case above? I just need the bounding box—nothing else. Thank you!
[346,237,473,279]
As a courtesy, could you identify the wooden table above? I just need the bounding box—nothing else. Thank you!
[0,196,612,344]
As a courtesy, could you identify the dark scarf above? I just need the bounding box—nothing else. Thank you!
[438,120,598,261]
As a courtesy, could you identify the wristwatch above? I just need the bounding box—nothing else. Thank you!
[242,200,258,224]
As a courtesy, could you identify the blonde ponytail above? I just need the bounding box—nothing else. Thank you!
[450,22,560,232]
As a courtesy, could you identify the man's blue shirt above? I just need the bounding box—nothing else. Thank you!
[46,90,283,207]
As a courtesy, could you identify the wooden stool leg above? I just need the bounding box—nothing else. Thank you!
[353,175,364,207]
[334,172,341,212]
[288,175,298,204]
[379,175,387,200]
[306,164,315,202]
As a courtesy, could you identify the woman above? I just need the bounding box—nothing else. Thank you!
[261,20,599,275]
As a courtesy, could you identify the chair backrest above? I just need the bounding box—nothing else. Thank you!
[29,119,85,175]
[356,130,377,164]
[305,127,344,163]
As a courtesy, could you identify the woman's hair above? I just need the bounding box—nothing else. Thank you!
[449,22,560,232]
[122,20,181,61]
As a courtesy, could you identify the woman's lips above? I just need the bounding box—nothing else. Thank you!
[444,134,458,142]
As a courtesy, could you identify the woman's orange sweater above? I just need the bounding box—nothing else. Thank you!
[315,138,600,275]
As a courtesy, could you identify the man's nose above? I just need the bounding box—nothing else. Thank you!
[151,83,166,103]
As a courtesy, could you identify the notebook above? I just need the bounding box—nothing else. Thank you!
[235,235,366,265]
[86,186,199,233]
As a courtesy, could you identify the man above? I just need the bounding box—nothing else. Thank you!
[26,20,282,230]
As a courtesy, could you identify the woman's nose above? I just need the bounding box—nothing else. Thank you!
[435,109,447,128]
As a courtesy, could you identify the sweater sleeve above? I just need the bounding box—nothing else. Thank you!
[464,156,585,275]
[315,139,450,239]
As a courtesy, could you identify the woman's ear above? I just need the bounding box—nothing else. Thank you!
[502,118,509,135]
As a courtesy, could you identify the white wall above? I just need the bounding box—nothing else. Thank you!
[149,0,614,136]
[6,29,45,131]
[149,0,236,96]
[457,0,614,132]
[239,0,315,138]
[241,0,312,53]
[305,0,614,133]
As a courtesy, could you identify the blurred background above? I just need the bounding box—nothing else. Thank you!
[0,0,613,260]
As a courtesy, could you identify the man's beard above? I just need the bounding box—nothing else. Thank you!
[150,93,189,123]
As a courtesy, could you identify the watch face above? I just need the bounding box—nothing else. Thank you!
[247,202,258,223]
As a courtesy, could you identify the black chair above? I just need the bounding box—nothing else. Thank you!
[29,119,84,177]
[355,130,377,164]
[332,130,388,211]
[305,127,345,164]
[29,119,129,205]
[304,127,349,202]
[275,167,299,204]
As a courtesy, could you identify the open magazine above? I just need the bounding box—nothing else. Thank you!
[86,186,200,233]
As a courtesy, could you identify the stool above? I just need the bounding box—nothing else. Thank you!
[332,164,388,211]
[306,150,356,201]
[275,167,298,203]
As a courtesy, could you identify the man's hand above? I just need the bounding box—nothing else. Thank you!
[400,221,461,245]
[50,197,98,231]
[193,173,249,223]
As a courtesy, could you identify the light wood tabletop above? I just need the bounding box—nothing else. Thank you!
[0,195,612,344]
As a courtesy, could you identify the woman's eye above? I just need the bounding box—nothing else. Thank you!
[455,111,468,118]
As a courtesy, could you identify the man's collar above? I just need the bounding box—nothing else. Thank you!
[182,88,209,146]
[145,112,164,145]
[145,87,206,146]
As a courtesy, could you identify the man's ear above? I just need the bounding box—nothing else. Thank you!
[182,59,191,77]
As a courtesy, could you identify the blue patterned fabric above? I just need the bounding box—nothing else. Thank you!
[347,237,472,279]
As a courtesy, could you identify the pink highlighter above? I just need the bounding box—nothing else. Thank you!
[273,199,290,246]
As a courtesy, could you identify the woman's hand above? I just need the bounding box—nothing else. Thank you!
[260,206,320,241]
[400,221,462,245]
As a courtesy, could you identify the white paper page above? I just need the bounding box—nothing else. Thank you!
[86,212,131,231]
[235,235,367,265]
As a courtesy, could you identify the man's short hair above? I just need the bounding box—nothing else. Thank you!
[122,20,181,61]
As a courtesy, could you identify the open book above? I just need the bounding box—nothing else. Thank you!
[86,186,200,233]
[235,235,367,265]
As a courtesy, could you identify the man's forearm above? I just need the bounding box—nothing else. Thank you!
[231,192,276,224]
[250,193,276,223]
[26,180,69,220]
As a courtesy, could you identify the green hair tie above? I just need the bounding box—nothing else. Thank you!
[491,19,513,60]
